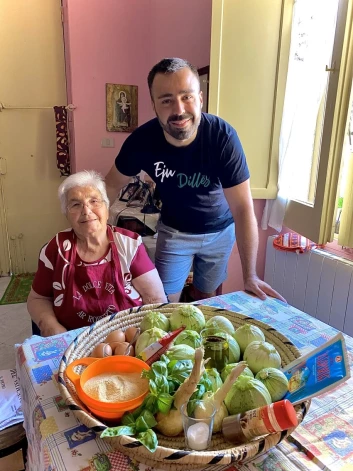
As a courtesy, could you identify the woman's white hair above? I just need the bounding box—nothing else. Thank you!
[58,170,110,213]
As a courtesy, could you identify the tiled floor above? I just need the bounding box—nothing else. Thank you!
[0,276,32,471]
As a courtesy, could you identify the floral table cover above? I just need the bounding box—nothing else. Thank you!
[15,292,353,471]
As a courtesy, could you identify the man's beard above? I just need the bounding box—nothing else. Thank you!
[157,112,201,141]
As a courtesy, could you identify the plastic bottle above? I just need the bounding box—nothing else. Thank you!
[138,326,185,365]
[221,399,298,444]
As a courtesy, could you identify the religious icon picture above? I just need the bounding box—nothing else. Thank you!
[106,83,138,132]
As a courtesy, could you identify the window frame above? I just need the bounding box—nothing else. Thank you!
[209,0,294,199]
[283,0,352,244]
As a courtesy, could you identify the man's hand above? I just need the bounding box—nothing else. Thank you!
[223,182,286,303]
[105,165,133,206]
[244,275,286,302]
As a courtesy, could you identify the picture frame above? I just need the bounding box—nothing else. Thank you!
[198,66,210,113]
[106,83,138,132]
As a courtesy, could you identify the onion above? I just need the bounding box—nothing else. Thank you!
[243,341,281,374]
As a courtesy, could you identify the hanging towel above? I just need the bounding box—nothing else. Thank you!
[54,106,71,176]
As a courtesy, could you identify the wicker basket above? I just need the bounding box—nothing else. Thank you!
[58,303,310,471]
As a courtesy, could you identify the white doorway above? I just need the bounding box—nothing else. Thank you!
[0,0,69,275]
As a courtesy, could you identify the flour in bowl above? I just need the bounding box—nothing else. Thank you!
[83,372,148,402]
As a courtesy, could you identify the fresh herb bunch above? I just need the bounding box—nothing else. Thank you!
[101,355,201,451]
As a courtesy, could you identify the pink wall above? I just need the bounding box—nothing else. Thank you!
[222,200,277,293]
[63,0,212,175]
[63,0,276,293]
[148,2,212,69]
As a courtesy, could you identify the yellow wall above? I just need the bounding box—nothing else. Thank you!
[0,0,68,274]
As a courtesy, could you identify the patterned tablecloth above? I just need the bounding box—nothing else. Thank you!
[15,292,353,471]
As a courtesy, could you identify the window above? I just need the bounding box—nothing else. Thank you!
[209,0,353,242]
[209,0,294,199]
[282,0,353,245]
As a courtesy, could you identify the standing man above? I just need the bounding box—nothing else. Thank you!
[105,58,284,303]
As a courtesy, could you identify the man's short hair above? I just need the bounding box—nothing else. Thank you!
[147,58,200,96]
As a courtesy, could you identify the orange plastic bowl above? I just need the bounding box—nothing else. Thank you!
[64,355,150,421]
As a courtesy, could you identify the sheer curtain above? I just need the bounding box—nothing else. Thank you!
[261,0,339,231]
[338,150,353,246]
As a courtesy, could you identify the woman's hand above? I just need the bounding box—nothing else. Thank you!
[39,319,67,337]
[27,288,67,337]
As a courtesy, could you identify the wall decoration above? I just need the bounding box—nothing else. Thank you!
[106,83,138,132]
[198,66,209,112]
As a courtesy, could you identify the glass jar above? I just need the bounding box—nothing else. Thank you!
[201,327,229,372]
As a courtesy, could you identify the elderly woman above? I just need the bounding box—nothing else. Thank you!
[27,170,167,337]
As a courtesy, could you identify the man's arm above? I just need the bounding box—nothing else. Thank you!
[224,179,285,302]
[105,164,132,206]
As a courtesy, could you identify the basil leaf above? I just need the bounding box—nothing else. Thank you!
[155,375,169,394]
[100,425,135,438]
[135,415,149,433]
[141,410,157,428]
[151,361,168,377]
[136,429,158,453]
[141,369,154,380]
[132,394,150,419]
[121,413,135,426]
[160,353,169,364]
[168,380,177,394]
[167,360,193,383]
[168,359,193,372]
[166,359,178,370]
[149,379,158,396]
[196,384,206,398]
[157,392,174,414]
[187,399,201,416]
[200,373,213,392]
[135,410,157,432]
[145,394,158,414]
[132,404,144,420]
[131,394,157,420]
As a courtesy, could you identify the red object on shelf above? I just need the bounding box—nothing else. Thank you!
[273,232,325,253]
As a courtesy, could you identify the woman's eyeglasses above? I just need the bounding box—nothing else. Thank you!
[67,199,104,214]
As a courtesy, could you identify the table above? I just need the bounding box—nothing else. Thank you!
[15,292,353,471]
[108,200,159,233]
[0,422,27,470]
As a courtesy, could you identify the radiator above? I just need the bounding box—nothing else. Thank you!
[264,235,353,335]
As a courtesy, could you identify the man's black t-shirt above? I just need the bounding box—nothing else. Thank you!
[115,113,250,234]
